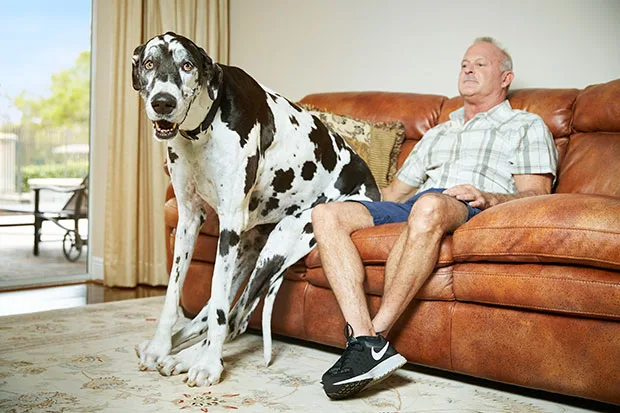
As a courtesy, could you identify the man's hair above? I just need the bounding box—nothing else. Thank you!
[474,37,513,72]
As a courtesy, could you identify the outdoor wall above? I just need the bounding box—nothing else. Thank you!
[90,0,620,278]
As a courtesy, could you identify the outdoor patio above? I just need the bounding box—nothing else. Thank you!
[0,213,88,290]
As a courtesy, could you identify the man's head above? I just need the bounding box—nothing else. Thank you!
[458,37,514,104]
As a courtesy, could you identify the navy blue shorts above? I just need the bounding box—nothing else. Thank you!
[358,188,482,226]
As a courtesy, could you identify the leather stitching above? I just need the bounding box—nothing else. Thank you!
[453,271,620,287]
[458,299,619,319]
[455,226,620,235]
[452,251,619,267]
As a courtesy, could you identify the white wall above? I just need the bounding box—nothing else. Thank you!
[230,0,620,100]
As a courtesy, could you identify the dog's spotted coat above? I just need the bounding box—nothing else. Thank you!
[132,32,379,386]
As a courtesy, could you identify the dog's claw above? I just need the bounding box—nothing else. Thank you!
[136,338,171,371]
[185,359,223,387]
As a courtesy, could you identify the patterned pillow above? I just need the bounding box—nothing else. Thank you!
[299,103,406,188]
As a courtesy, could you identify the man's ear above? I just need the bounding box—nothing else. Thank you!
[199,47,223,100]
[501,70,514,89]
[131,44,145,91]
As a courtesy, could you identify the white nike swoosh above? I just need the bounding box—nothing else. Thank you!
[371,343,389,361]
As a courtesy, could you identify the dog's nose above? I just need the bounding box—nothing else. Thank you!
[151,93,177,115]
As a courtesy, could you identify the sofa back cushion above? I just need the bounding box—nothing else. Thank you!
[556,79,620,197]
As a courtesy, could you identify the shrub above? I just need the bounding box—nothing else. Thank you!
[20,161,89,192]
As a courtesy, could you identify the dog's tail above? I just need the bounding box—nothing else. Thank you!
[262,275,285,366]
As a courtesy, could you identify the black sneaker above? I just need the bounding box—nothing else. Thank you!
[321,323,407,399]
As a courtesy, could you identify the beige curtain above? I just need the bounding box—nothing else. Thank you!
[104,0,229,287]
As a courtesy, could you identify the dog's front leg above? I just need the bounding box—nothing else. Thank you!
[137,200,205,371]
[185,223,241,386]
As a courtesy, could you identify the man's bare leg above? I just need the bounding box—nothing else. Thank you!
[311,202,376,336]
[372,194,469,333]
[314,202,409,400]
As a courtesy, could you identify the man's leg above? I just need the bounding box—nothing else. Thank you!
[311,201,376,336]
[372,193,469,334]
[312,201,407,400]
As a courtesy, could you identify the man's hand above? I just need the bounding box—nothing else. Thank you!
[443,185,497,209]
[443,175,553,210]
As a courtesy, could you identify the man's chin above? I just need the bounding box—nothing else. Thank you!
[458,87,477,97]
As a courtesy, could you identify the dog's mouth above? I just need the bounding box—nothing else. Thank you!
[153,120,179,140]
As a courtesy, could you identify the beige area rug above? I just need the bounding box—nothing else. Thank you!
[0,297,601,412]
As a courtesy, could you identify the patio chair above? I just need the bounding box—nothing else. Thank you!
[31,176,89,261]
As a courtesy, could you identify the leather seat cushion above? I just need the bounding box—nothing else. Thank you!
[452,194,620,271]
[453,263,620,320]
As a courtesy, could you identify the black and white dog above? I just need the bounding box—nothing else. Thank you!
[132,32,379,386]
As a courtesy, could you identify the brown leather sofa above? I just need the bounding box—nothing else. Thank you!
[164,79,620,405]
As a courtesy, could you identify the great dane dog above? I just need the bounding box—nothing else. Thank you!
[132,32,380,387]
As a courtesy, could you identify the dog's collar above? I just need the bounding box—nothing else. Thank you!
[179,89,223,141]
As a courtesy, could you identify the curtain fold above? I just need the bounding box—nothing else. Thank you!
[104,0,229,287]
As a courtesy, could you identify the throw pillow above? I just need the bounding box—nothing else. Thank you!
[298,103,406,188]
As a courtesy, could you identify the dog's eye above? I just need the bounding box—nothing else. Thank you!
[144,60,154,70]
[182,62,194,72]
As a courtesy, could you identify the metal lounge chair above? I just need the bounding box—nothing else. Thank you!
[0,176,89,261]
[32,176,89,261]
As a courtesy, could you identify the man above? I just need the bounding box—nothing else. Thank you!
[311,37,558,399]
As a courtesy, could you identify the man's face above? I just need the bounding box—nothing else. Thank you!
[458,42,512,101]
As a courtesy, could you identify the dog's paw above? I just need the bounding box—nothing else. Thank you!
[137,338,171,371]
[158,345,199,376]
[184,359,224,387]
[158,355,191,376]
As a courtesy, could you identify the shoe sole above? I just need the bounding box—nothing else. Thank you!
[324,354,407,399]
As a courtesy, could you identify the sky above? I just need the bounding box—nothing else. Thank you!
[0,0,91,124]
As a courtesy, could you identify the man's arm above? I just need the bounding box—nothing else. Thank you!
[381,177,418,203]
[442,173,553,210]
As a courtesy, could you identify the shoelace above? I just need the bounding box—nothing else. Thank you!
[331,323,363,373]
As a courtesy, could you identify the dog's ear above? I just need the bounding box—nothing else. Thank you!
[199,47,223,101]
[131,44,145,91]
[207,65,223,101]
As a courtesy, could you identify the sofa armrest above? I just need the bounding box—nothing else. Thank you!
[452,194,620,270]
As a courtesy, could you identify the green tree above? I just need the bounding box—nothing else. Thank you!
[13,51,90,127]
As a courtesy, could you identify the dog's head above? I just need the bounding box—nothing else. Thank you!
[132,32,223,140]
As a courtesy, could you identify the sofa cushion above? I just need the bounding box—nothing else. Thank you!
[300,104,406,187]
[555,132,620,197]
[452,194,620,270]
[507,88,579,138]
[573,79,620,133]
[453,263,620,320]
[304,222,454,268]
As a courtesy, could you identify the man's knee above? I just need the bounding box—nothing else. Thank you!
[311,203,338,230]
[311,202,372,239]
[407,193,454,234]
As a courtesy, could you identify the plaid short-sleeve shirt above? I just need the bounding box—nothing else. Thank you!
[396,100,558,194]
